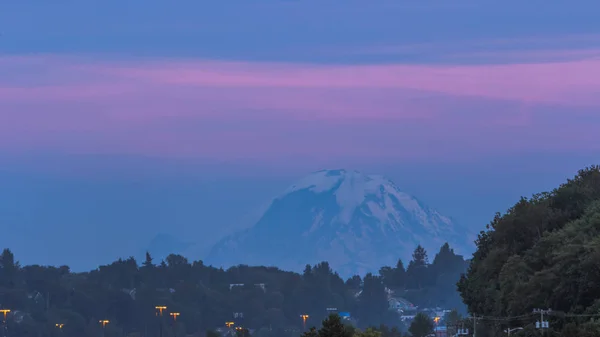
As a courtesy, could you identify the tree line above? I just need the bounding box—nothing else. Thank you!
[0,241,467,337]
[458,166,600,336]
[300,312,438,337]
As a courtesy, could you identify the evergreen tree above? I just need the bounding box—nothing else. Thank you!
[345,275,362,289]
[378,267,394,287]
[431,243,464,281]
[406,246,429,289]
[142,251,154,268]
[0,248,18,288]
[393,259,406,289]
[408,313,434,337]
[357,273,389,327]
[317,314,352,337]
[412,245,428,266]
[301,327,318,337]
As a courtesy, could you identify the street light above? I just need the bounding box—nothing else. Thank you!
[55,323,65,335]
[0,310,9,322]
[155,306,167,316]
[0,309,10,337]
[155,306,167,337]
[226,322,235,328]
[504,327,523,336]
[170,313,181,337]
[300,314,309,331]
[99,320,109,337]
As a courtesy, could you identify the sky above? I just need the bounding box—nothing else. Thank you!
[1,0,600,270]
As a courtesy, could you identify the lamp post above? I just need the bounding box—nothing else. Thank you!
[0,310,8,322]
[0,310,10,337]
[0,309,10,336]
[99,320,110,337]
[300,314,309,331]
[155,306,167,337]
[155,306,167,316]
[504,327,523,336]
[235,326,248,337]
[433,316,440,336]
[170,312,180,337]
[226,322,235,328]
[55,323,65,336]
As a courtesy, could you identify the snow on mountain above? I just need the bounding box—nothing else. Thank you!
[206,169,475,277]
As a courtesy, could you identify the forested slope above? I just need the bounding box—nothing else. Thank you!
[458,166,600,336]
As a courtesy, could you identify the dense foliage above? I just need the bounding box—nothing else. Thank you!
[458,166,600,336]
[304,313,432,337]
[0,241,466,337]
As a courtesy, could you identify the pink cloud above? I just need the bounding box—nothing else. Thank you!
[102,59,600,106]
[5,52,598,107]
[0,53,599,163]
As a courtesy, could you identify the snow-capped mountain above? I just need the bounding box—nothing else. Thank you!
[206,169,474,276]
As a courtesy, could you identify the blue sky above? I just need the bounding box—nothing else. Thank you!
[1,0,599,270]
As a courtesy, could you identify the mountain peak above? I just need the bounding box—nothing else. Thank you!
[283,169,369,194]
[283,169,416,225]
[207,170,474,276]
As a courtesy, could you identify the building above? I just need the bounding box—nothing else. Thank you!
[388,297,415,312]
[434,325,447,337]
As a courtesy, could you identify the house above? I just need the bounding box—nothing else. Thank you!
[388,297,415,312]
[27,292,44,303]
[121,288,137,300]
[400,315,416,322]
[229,283,267,291]
[229,283,245,290]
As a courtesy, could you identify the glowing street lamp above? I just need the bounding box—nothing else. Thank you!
[226,322,235,328]
[55,323,65,329]
[300,314,309,330]
[154,305,167,337]
[155,306,168,316]
[433,316,441,335]
[170,312,181,337]
[99,320,110,337]
[0,309,9,322]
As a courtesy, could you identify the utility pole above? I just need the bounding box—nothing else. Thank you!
[155,306,167,337]
[99,320,110,337]
[170,313,180,337]
[0,309,10,337]
[533,308,551,334]
[472,316,478,337]
[300,314,309,331]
